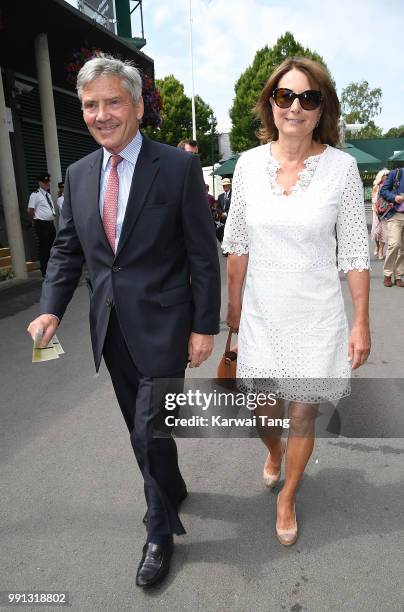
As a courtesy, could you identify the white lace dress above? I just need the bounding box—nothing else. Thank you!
[222,143,370,403]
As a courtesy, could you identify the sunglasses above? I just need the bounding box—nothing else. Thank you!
[272,88,323,111]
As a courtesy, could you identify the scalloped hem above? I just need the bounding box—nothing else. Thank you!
[236,378,351,404]
[337,257,371,273]
[221,244,249,256]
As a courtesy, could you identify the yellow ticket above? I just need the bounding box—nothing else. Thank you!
[32,332,61,363]
[51,335,65,355]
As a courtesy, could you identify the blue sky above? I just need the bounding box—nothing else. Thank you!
[66,0,404,134]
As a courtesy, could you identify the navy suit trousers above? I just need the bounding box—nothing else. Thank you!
[103,309,186,535]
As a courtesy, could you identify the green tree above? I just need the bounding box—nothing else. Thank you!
[341,80,382,139]
[345,120,383,140]
[384,125,404,138]
[142,75,219,166]
[229,32,330,152]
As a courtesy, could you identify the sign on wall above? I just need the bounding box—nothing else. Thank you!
[79,0,116,34]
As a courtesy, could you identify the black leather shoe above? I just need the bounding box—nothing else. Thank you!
[135,540,173,588]
[142,487,188,526]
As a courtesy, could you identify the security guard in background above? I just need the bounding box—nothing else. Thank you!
[27,173,56,277]
[57,180,65,212]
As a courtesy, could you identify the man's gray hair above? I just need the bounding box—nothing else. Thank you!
[76,54,142,103]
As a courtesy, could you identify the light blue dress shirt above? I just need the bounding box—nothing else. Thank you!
[99,130,143,251]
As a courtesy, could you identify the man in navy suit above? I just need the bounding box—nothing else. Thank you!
[27,55,221,587]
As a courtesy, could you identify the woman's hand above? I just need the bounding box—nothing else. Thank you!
[348,322,371,369]
[226,302,242,332]
[346,270,370,369]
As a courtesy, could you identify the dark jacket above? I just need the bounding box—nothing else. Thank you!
[40,136,221,376]
[217,190,232,215]
[380,168,404,219]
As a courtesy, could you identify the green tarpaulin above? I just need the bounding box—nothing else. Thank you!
[343,143,382,171]
[212,155,240,177]
[388,149,404,162]
[347,137,404,166]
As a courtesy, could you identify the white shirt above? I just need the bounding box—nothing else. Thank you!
[28,188,56,221]
[99,130,143,251]
[57,195,64,212]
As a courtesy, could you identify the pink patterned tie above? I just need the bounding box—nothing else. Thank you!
[102,155,123,251]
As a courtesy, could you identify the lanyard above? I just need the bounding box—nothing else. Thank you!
[44,192,56,216]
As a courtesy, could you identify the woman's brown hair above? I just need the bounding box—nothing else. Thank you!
[254,57,340,146]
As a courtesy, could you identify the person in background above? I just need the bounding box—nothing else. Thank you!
[27,172,56,277]
[206,184,217,217]
[370,169,389,260]
[57,181,65,212]
[216,178,232,253]
[177,139,199,154]
[380,164,404,287]
[217,178,232,220]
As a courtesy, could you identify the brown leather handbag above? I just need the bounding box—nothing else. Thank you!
[216,329,238,388]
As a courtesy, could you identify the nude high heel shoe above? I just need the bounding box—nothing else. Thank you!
[263,439,286,489]
[276,494,298,546]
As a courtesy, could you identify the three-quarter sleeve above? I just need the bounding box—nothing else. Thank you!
[222,157,249,255]
[336,159,370,273]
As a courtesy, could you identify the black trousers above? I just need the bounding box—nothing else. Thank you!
[103,309,186,536]
[33,219,56,277]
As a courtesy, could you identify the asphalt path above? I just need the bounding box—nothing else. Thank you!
[1,246,404,612]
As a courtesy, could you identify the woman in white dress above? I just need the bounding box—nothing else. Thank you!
[223,57,371,546]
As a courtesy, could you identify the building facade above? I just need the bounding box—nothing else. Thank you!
[0,0,153,276]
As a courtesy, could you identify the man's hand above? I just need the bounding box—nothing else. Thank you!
[394,194,404,204]
[27,314,59,348]
[188,333,214,368]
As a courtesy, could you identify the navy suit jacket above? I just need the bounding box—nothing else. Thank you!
[380,167,404,203]
[40,135,221,376]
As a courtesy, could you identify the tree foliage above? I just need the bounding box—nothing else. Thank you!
[345,120,383,140]
[142,75,219,166]
[384,125,404,138]
[341,80,382,139]
[341,80,382,124]
[229,32,330,152]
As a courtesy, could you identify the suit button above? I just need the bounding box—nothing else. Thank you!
[106,299,112,307]
[112,265,121,272]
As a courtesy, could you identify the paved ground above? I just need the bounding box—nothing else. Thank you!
[1,245,404,612]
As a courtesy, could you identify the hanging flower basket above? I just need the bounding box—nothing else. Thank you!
[65,47,103,85]
[141,74,163,129]
[65,48,162,128]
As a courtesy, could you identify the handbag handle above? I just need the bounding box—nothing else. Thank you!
[224,329,237,364]
[225,328,234,353]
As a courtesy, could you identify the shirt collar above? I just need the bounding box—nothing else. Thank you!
[102,130,143,170]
